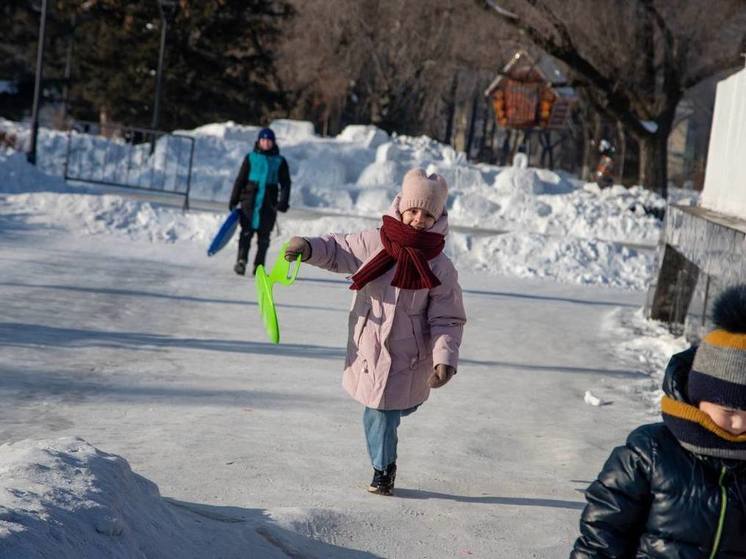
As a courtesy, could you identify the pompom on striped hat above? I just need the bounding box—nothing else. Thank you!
[688,285,746,409]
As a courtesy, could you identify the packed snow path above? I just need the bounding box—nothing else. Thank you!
[0,203,652,558]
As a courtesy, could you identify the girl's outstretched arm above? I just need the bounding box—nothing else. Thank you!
[286,232,375,275]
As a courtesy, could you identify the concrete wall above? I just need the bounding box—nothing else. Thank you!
[702,66,746,217]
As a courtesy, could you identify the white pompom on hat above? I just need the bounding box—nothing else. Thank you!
[398,168,449,220]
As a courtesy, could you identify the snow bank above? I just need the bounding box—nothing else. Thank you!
[0,437,172,557]
[0,151,68,194]
[0,188,653,289]
[2,117,705,288]
[0,438,266,559]
[603,308,689,412]
[0,118,680,246]
[449,231,654,290]
[336,125,389,149]
[0,437,375,559]
[269,119,316,142]
[10,192,219,243]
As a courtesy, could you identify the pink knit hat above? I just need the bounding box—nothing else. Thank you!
[398,168,448,219]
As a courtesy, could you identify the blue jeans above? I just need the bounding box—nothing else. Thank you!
[363,406,419,470]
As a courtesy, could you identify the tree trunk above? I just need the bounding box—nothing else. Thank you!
[464,88,479,159]
[443,73,459,145]
[321,108,330,137]
[638,129,671,198]
[616,121,626,184]
[499,130,511,166]
[582,112,601,181]
[477,103,490,159]
[637,101,678,198]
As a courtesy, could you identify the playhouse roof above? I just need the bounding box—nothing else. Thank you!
[484,50,576,99]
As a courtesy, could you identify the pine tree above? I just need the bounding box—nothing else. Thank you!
[0,0,293,130]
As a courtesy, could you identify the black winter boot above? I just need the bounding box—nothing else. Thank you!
[234,259,247,276]
[368,463,396,496]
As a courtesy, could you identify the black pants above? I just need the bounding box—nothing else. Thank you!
[237,211,271,268]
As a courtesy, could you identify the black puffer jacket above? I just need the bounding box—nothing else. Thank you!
[571,348,746,558]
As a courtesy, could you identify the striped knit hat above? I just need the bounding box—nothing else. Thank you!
[688,285,746,409]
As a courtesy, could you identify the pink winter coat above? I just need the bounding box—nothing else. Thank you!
[306,196,466,410]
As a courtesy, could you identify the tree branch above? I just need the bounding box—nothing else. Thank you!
[639,0,675,57]
[532,0,577,53]
[484,0,519,20]
[639,0,681,108]
[482,0,651,137]
[683,49,746,89]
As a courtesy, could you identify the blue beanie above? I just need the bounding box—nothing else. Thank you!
[258,128,275,142]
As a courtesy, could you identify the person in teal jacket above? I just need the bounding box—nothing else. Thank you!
[229,128,291,276]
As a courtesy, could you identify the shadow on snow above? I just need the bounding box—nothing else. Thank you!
[0,321,347,358]
[0,281,346,313]
[393,488,585,510]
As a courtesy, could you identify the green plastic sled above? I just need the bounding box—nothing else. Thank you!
[255,242,301,344]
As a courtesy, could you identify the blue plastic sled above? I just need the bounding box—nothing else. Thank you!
[207,209,240,257]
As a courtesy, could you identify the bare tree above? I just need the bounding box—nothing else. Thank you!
[278,0,516,139]
[482,0,746,197]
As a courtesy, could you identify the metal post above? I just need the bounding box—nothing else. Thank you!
[151,18,168,132]
[61,14,76,125]
[125,130,134,186]
[63,127,73,180]
[182,137,195,212]
[150,0,178,155]
[27,0,49,165]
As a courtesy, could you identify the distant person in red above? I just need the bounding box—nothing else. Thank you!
[229,127,291,276]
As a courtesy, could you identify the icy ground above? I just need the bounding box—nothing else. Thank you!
[0,197,680,558]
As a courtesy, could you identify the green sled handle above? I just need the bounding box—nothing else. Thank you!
[255,242,301,344]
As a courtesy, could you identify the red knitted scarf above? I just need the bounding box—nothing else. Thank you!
[350,215,445,291]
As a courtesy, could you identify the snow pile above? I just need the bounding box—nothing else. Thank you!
[0,187,652,289]
[3,117,699,288]
[269,119,317,141]
[11,192,220,243]
[0,437,170,557]
[336,124,390,149]
[449,232,654,289]
[0,151,68,194]
[604,308,689,411]
[0,118,677,246]
[0,437,262,558]
[0,120,68,178]
[444,171,668,245]
[0,437,398,558]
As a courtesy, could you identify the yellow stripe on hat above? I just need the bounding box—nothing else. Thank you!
[703,329,746,351]
[661,395,746,443]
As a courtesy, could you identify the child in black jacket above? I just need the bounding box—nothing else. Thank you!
[572,285,746,558]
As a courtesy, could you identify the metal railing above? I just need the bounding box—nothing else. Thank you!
[63,120,196,210]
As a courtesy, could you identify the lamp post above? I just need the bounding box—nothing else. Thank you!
[27,0,49,165]
[60,13,78,125]
[151,0,179,132]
